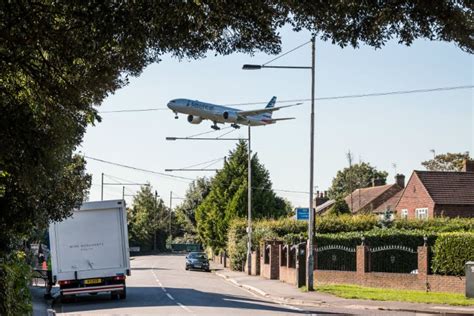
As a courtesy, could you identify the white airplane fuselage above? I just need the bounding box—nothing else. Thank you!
[167,99,273,127]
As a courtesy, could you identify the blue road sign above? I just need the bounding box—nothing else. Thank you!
[296,208,309,220]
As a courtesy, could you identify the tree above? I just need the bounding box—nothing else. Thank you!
[1,2,471,309]
[421,152,471,171]
[327,198,351,216]
[328,162,388,199]
[2,1,471,254]
[196,140,291,250]
[174,177,212,236]
[127,185,168,252]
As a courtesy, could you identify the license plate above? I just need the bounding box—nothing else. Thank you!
[84,278,102,285]
[194,264,201,268]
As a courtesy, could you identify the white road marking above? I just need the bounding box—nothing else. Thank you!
[151,261,193,314]
[222,275,303,312]
[178,302,193,313]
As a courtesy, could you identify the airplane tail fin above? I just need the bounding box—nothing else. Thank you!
[265,96,277,109]
[263,96,277,119]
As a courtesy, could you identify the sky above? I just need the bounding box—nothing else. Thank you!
[80,26,473,208]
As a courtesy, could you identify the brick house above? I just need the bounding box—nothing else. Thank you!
[395,160,474,219]
[344,174,405,214]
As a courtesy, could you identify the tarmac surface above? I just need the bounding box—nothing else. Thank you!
[31,254,474,315]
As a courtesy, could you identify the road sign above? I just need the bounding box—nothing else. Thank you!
[295,208,309,220]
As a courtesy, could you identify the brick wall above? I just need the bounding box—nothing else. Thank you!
[308,245,465,293]
[251,251,260,275]
[260,240,282,279]
[313,270,465,293]
[396,172,435,218]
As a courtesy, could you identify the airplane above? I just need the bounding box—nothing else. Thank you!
[167,96,298,130]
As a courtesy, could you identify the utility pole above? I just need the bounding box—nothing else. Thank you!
[247,125,252,275]
[154,190,158,252]
[307,36,316,291]
[101,172,104,200]
[347,150,354,212]
[169,191,172,250]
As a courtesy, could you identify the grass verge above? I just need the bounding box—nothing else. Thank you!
[316,284,474,306]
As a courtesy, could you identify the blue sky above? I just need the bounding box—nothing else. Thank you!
[81,26,473,208]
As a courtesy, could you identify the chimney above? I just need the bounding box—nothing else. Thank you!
[372,178,384,187]
[395,174,405,188]
[315,190,329,206]
[462,159,474,172]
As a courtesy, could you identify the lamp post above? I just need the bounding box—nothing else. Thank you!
[242,36,316,290]
[247,125,252,275]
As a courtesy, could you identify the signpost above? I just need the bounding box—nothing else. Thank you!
[296,208,310,220]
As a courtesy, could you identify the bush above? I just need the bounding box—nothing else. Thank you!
[227,218,247,271]
[326,199,350,216]
[432,232,474,276]
[0,252,32,315]
[393,217,474,232]
[316,214,378,233]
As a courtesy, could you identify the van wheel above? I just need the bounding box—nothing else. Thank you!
[119,286,126,300]
[110,291,119,300]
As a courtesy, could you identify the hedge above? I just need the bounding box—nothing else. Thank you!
[432,232,474,276]
[225,216,474,273]
[393,217,474,232]
[0,252,32,316]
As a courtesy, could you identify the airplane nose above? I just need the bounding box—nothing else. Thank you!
[167,101,176,110]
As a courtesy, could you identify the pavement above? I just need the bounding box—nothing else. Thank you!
[213,266,474,315]
[30,254,474,315]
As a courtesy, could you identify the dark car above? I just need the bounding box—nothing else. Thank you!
[185,252,210,272]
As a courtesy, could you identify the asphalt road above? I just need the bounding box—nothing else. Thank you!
[52,254,418,315]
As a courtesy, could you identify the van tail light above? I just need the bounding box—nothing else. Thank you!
[58,280,72,285]
[114,275,126,281]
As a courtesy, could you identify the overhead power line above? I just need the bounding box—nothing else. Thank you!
[84,156,195,181]
[98,85,473,113]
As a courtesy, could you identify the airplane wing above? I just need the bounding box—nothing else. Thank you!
[236,103,300,117]
[265,117,295,123]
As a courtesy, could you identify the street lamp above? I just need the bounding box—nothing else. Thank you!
[242,36,316,290]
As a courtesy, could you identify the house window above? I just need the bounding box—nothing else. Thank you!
[401,209,408,219]
[415,208,428,220]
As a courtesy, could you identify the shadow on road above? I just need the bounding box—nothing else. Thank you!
[55,286,342,314]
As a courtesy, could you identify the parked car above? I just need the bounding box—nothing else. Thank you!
[185,252,210,272]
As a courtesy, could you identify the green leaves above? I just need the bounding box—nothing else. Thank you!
[421,152,471,171]
[328,162,389,199]
[0,251,32,315]
[196,141,290,251]
[127,185,168,251]
[432,232,474,276]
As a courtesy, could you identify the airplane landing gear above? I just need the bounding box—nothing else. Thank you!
[174,112,178,119]
[211,122,220,130]
[231,124,240,129]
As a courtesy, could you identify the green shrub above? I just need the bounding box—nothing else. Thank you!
[0,251,32,315]
[227,218,247,271]
[326,198,350,216]
[393,217,474,232]
[432,232,474,276]
[316,214,378,233]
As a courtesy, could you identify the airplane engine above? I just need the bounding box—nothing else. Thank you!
[222,111,238,122]
[187,115,203,124]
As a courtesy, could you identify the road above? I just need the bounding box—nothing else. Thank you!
[52,254,418,315]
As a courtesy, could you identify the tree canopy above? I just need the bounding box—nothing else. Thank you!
[175,177,212,236]
[127,184,168,252]
[328,162,389,199]
[1,1,472,254]
[421,152,471,171]
[195,141,291,250]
